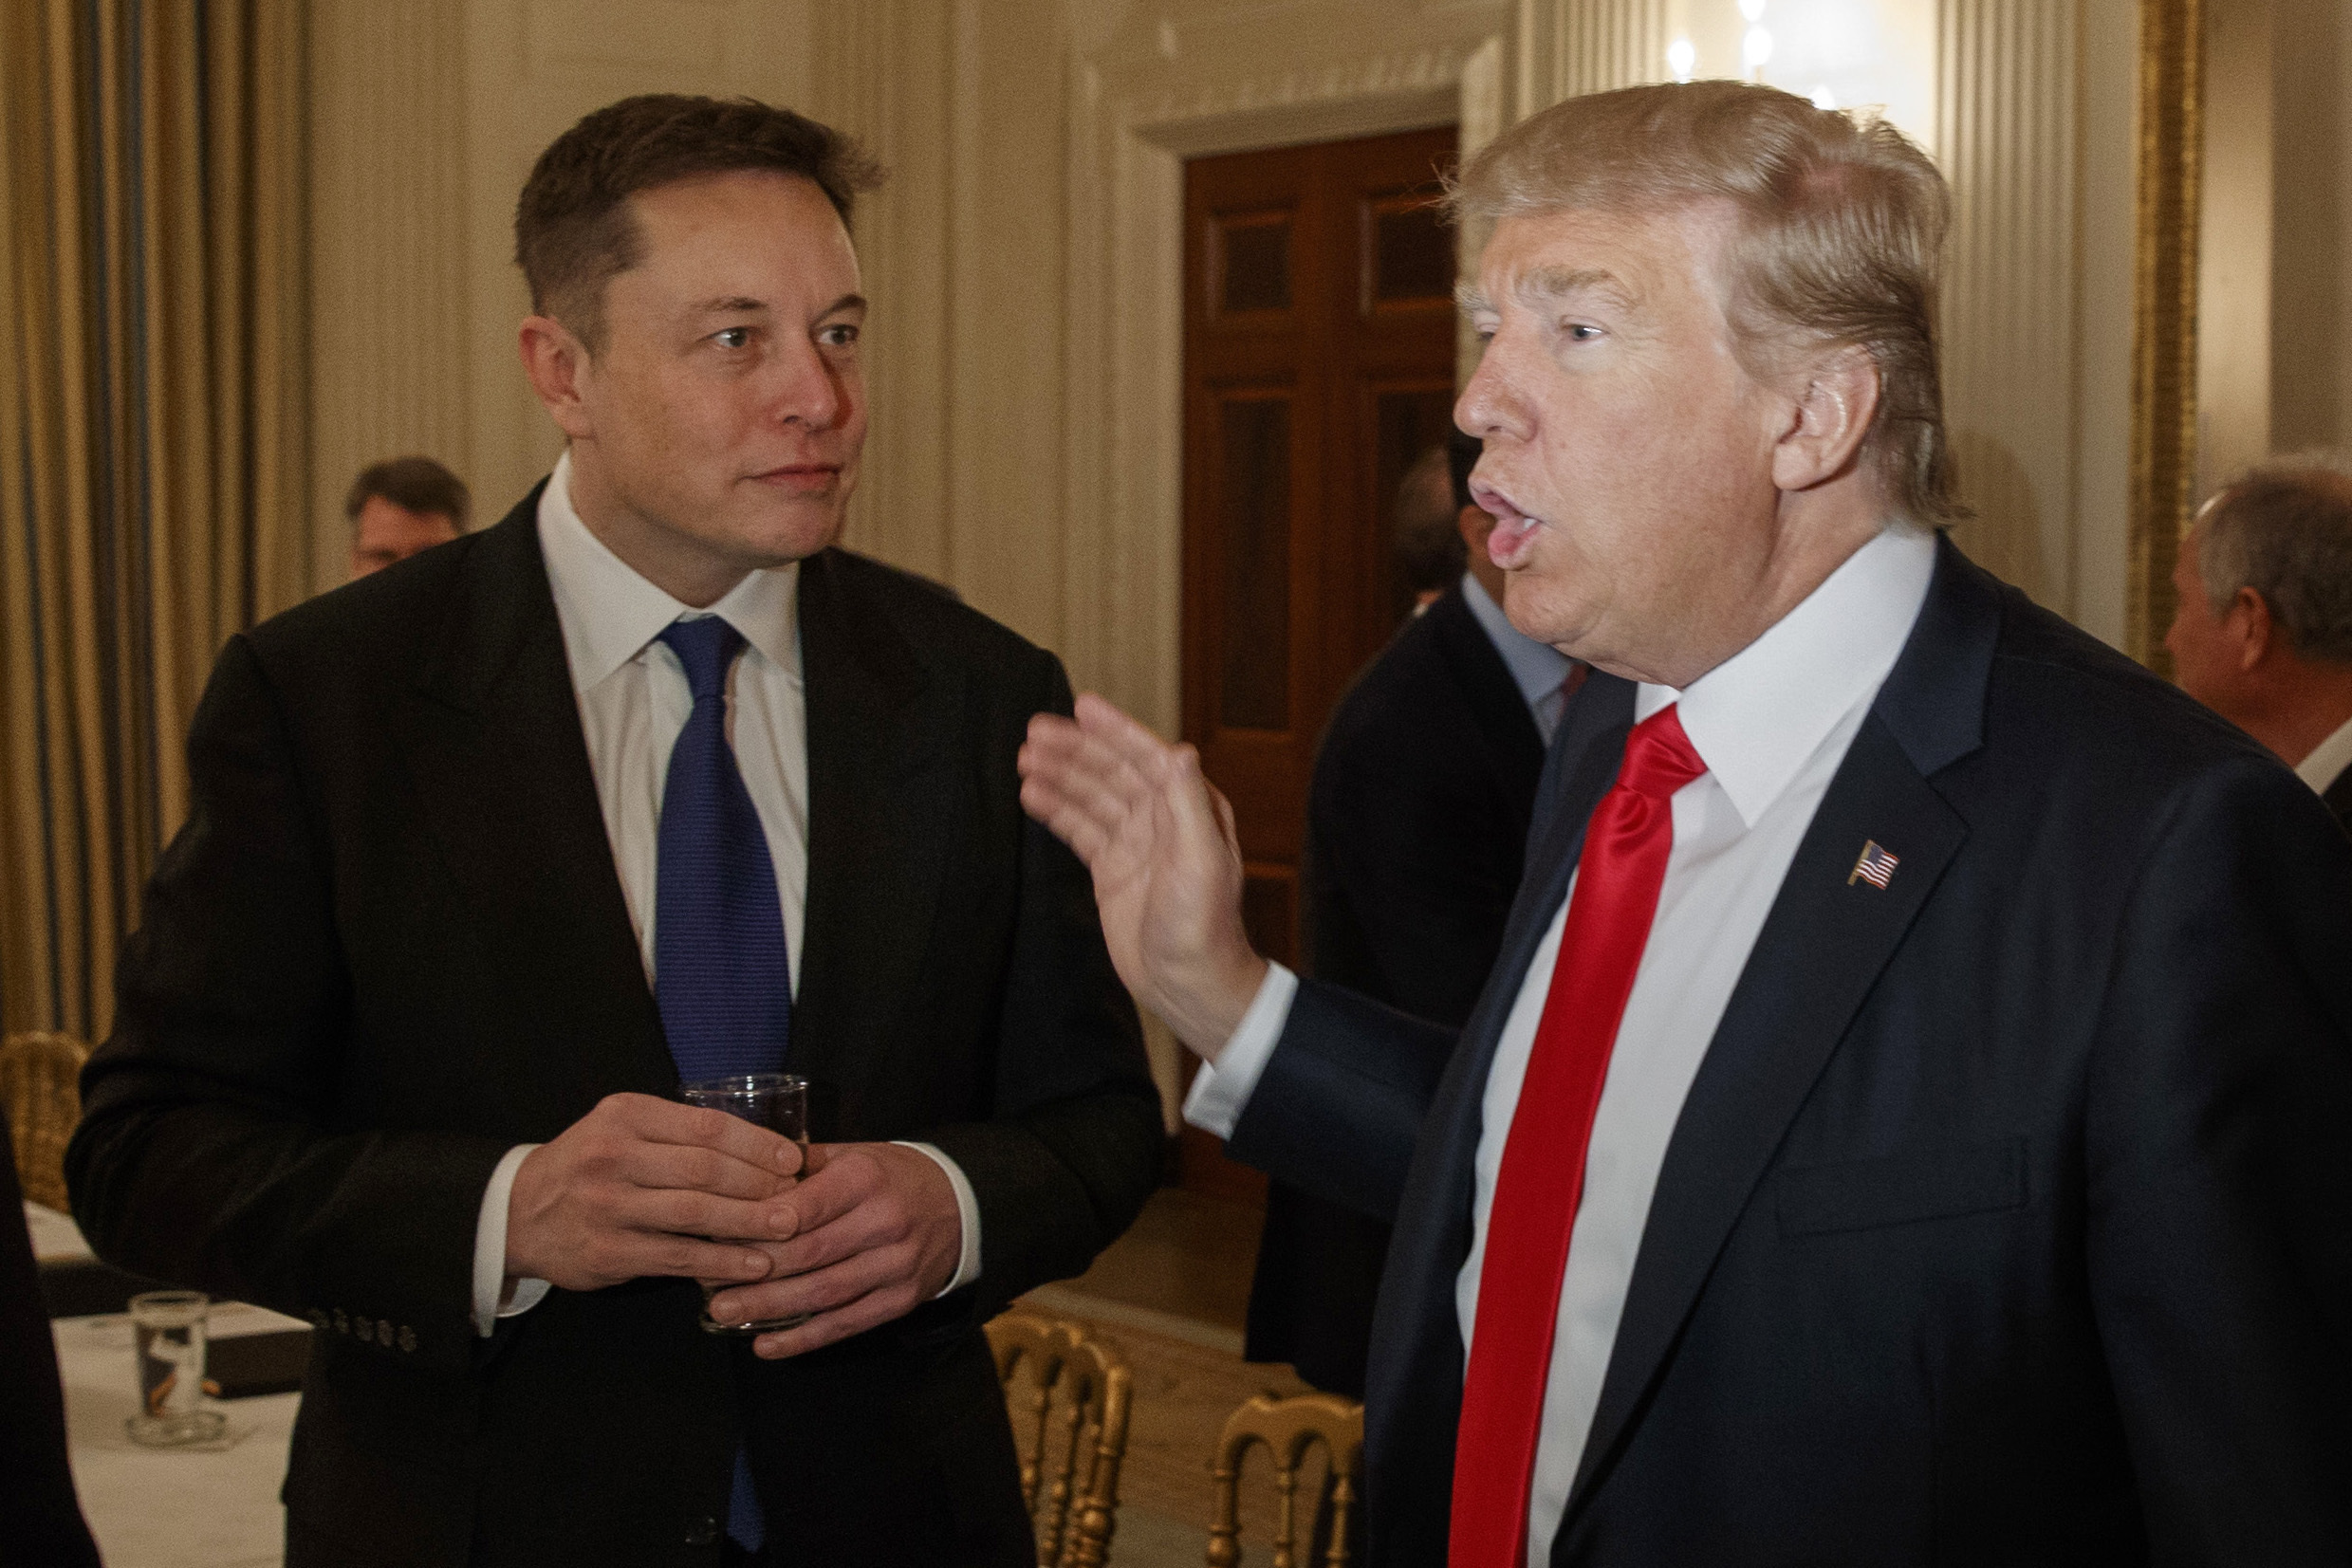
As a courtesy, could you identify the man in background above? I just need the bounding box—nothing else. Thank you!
[345,454,468,576]
[1392,440,1469,610]
[2168,453,2352,835]
[1247,430,1583,1398]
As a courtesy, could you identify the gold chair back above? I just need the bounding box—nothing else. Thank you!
[1,1031,89,1211]
[987,1310,1132,1568]
[1207,1391,1365,1568]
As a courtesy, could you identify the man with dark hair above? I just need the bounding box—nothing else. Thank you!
[345,454,470,577]
[70,93,1160,1568]
[1393,442,1469,606]
[1248,429,1580,1399]
[2168,453,2352,835]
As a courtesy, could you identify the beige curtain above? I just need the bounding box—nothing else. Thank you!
[0,0,307,1042]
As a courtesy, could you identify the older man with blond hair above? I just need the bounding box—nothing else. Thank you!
[1023,81,2352,1567]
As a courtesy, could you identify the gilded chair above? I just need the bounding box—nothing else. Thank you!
[1207,1391,1365,1568]
[1,1030,89,1212]
[987,1310,1132,1568]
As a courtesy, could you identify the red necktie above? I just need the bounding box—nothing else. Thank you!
[1450,704,1707,1567]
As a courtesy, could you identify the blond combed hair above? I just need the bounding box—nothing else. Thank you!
[1449,80,1959,523]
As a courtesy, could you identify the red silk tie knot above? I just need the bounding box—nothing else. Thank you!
[1449,702,1706,1568]
[1616,704,1706,800]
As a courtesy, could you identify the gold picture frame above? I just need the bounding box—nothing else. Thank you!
[2128,0,2203,673]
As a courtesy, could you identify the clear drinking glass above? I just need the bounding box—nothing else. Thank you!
[126,1290,227,1446]
[681,1072,811,1335]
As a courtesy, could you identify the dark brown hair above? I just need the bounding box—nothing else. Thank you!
[344,455,470,529]
[514,94,882,349]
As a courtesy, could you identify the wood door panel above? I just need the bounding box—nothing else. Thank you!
[1178,125,1457,1203]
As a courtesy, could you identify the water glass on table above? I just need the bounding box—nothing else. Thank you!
[126,1289,228,1446]
[682,1072,811,1334]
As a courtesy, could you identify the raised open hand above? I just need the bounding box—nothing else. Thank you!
[1017,692,1268,1059]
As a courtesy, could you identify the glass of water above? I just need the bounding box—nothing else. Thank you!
[126,1290,227,1446]
[681,1072,810,1335]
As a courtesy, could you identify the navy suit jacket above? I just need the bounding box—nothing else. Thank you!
[1229,539,2352,1566]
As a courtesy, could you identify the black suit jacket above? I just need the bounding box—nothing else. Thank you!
[2324,757,2352,839]
[1231,539,2352,1565]
[65,493,1163,1568]
[2,1119,102,1568]
[1248,584,1548,1394]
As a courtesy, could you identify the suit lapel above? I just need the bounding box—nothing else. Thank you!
[397,493,676,1109]
[1556,540,2003,1540]
[787,551,953,1126]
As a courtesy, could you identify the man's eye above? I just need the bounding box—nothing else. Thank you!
[818,323,860,348]
[1565,323,1602,341]
[713,327,751,349]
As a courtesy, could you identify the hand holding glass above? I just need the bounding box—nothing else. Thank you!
[681,1073,810,1334]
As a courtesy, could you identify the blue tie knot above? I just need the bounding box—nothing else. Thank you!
[658,616,746,701]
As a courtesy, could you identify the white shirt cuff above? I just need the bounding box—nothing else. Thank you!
[472,1143,550,1337]
[894,1141,982,1296]
[1181,962,1299,1139]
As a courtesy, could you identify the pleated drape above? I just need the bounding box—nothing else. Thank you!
[0,0,307,1042]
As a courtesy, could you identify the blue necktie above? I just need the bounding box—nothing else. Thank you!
[652,615,788,1553]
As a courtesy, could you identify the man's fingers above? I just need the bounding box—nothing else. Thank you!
[618,1185,797,1244]
[763,1146,880,1243]
[620,1140,795,1203]
[602,1092,803,1176]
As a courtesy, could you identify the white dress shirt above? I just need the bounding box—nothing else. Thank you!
[1189,523,1938,1564]
[1460,570,1578,746]
[2294,711,2352,799]
[468,452,981,1335]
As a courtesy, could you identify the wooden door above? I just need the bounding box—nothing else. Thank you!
[1178,126,1460,1200]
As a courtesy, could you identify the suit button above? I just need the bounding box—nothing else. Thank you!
[377,1319,394,1346]
[356,1318,374,1343]
[682,1515,720,1547]
[398,1326,417,1353]
[308,1310,329,1331]
[333,1310,349,1336]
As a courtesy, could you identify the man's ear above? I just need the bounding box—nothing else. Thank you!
[1770,344,1881,494]
[2230,586,2277,672]
[518,315,596,441]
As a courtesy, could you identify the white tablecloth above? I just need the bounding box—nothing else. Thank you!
[54,1301,300,1568]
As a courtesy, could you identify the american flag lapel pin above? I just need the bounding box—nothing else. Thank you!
[1847,839,1899,889]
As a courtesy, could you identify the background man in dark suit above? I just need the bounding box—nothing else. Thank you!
[344,453,468,578]
[68,96,1160,1568]
[1025,81,2352,1566]
[2167,454,2352,836]
[3,1118,102,1568]
[1250,431,1579,1398]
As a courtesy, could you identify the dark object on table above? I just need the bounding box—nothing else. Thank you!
[205,1327,313,1399]
[3,1117,103,1567]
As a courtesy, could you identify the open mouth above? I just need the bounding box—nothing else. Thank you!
[1469,478,1545,570]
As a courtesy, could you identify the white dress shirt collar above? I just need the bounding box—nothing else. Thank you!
[1461,569,1576,714]
[536,450,801,692]
[2294,710,2352,797]
[1634,524,1938,827]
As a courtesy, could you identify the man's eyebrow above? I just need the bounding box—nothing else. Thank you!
[1455,281,1493,315]
[693,296,771,315]
[1518,265,1630,306]
[820,292,867,318]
